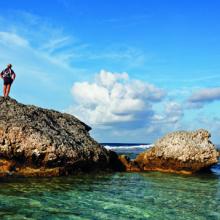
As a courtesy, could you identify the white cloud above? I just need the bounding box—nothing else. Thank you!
[187,87,220,108]
[72,82,110,106]
[67,70,187,142]
[96,70,129,88]
[153,102,184,124]
[67,70,166,130]
[189,87,220,102]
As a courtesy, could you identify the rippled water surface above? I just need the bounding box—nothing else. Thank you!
[0,170,220,220]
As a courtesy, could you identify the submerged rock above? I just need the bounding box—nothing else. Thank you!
[134,129,219,174]
[0,97,121,177]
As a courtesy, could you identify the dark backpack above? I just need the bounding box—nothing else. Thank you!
[2,68,12,78]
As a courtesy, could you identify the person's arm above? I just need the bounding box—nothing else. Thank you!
[12,70,16,80]
[0,71,3,79]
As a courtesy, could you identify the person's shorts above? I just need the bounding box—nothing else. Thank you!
[3,77,13,85]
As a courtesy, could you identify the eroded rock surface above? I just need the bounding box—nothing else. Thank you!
[0,97,120,177]
[134,129,219,174]
[118,155,140,172]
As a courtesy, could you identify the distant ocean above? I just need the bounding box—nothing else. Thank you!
[0,143,219,219]
[102,143,153,159]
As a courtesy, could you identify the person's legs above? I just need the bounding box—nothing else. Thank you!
[5,84,11,97]
[3,84,7,97]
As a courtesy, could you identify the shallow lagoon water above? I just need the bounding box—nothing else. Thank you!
[0,144,220,219]
[0,170,220,220]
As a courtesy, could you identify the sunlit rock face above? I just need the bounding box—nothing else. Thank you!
[0,97,118,177]
[134,129,219,174]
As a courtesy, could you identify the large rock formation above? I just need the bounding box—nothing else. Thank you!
[0,97,121,177]
[134,129,219,174]
[1,97,217,176]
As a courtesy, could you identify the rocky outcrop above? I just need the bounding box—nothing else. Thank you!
[118,155,140,172]
[1,97,218,176]
[0,97,122,177]
[133,129,219,174]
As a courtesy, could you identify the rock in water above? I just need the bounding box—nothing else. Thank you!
[135,129,219,174]
[0,97,117,177]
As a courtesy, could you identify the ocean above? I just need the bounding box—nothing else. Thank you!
[0,143,219,220]
[103,143,153,159]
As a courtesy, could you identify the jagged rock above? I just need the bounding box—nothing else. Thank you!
[0,97,120,177]
[118,155,140,172]
[134,129,219,174]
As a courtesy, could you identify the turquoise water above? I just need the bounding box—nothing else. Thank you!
[0,170,220,220]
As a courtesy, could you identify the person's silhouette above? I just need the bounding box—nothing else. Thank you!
[0,64,16,97]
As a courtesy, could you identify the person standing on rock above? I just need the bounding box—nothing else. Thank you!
[0,64,16,97]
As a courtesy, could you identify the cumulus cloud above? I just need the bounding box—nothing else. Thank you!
[67,72,188,142]
[153,102,184,124]
[67,70,167,130]
[187,87,220,108]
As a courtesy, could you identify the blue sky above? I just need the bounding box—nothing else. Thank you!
[0,0,219,143]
